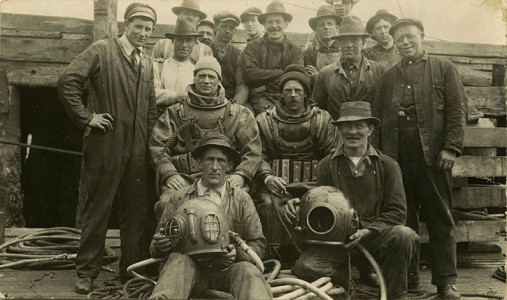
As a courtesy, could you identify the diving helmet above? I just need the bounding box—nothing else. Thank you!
[296,186,358,245]
[163,198,229,260]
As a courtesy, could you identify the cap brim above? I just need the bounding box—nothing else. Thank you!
[332,116,380,125]
[217,17,240,26]
[165,33,203,39]
[332,33,371,39]
[366,13,397,38]
[172,6,207,20]
[191,145,241,168]
[389,19,423,36]
[258,12,293,25]
[240,12,261,22]
[128,12,156,22]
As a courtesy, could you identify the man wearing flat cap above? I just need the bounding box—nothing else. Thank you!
[150,56,262,215]
[282,102,419,300]
[241,1,304,116]
[312,15,386,120]
[373,18,466,300]
[196,19,215,47]
[210,11,242,100]
[150,132,271,299]
[58,3,158,293]
[241,7,264,42]
[154,20,202,115]
[151,0,212,63]
[362,10,401,69]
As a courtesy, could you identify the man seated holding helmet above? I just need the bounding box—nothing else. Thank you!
[281,102,419,300]
[149,132,271,299]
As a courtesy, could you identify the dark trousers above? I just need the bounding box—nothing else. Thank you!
[398,125,458,286]
[76,154,155,279]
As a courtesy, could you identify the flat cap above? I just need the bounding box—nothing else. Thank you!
[213,11,241,26]
[389,17,424,36]
[198,19,215,28]
[124,3,157,23]
[240,7,262,22]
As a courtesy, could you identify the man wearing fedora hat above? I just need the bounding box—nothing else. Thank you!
[241,1,304,115]
[362,10,401,69]
[303,5,342,76]
[196,19,215,47]
[150,132,271,299]
[282,102,419,300]
[373,18,466,300]
[58,3,158,293]
[154,20,203,115]
[312,16,386,120]
[151,0,213,63]
[210,11,242,100]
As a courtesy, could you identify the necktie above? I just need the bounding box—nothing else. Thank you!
[131,48,139,67]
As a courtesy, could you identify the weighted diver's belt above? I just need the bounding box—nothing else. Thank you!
[172,152,201,175]
[270,159,319,183]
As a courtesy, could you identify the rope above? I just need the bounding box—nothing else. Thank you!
[271,193,303,255]
[0,139,82,156]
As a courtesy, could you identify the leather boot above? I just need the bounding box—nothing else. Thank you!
[359,270,380,287]
[437,284,461,300]
[75,277,94,294]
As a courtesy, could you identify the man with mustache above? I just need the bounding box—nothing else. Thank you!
[255,64,339,259]
[241,1,304,115]
[154,20,202,115]
[151,0,212,63]
[362,10,401,69]
[312,16,386,120]
[58,3,158,293]
[196,19,215,47]
[210,11,242,100]
[373,18,466,300]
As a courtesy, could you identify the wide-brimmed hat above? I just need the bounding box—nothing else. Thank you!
[308,5,343,30]
[366,10,398,39]
[240,7,262,23]
[332,15,370,39]
[191,132,241,167]
[258,1,293,25]
[213,11,241,27]
[325,0,360,5]
[331,102,380,125]
[389,17,425,36]
[165,19,203,39]
[172,0,207,20]
[124,3,157,23]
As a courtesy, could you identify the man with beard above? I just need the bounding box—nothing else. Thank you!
[255,64,339,259]
[242,1,304,115]
[154,20,202,115]
[151,0,212,63]
[312,16,385,120]
[210,11,242,100]
[362,10,400,69]
[150,56,262,216]
[196,19,215,47]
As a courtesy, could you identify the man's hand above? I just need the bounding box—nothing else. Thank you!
[153,229,172,253]
[282,198,300,224]
[306,65,319,75]
[227,174,245,188]
[166,175,188,190]
[266,176,288,195]
[436,149,457,171]
[88,113,114,132]
[215,244,236,268]
[346,228,373,248]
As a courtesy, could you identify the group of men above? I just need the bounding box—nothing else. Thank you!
[57,0,467,299]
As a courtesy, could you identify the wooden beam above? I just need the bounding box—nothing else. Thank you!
[465,86,506,117]
[93,0,118,41]
[492,64,505,86]
[422,41,507,59]
[419,220,505,243]
[464,127,507,148]
[456,65,492,87]
[453,185,506,208]
[453,156,507,177]
[0,13,93,33]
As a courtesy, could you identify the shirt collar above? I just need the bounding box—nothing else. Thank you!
[402,50,428,65]
[334,56,371,74]
[317,39,339,51]
[196,179,227,199]
[119,34,143,56]
[331,143,379,160]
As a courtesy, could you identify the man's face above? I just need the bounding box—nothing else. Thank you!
[178,9,201,27]
[124,17,154,48]
[197,24,215,46]
[393,25,424,60]
[332,0,353,18]
[194,69,220,96]
[215,21,238,44]
[198,146,233,189]
[315,17,338,42]
[281,80,306,115]
[173,36,196,61]
[242,16,262,37]
[372,18,393,47]
[264,15,288,41]
[337,36,364,62]
[337,120,374,150]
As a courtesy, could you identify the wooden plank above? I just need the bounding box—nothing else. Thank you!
[464,127,507,148]
[0,13,92,34]
[434,55,507,66]
[456,65,492,87]
[464,86,506,117]
[419,220,506,243]
[453,185,506,208]
[492,64,505,86]
[453,156,507,177]
[422,41,507,59]
[1,29,62,39]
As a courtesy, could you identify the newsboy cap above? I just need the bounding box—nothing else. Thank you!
[365,10,398,39]
[240,7,262,23]
[389,18,425,36]
[124,3,157,23]
[213,11,241,26]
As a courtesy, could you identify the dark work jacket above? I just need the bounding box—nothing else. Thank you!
[316,146,407,235]
[211,42,242,100]
[58,37,157,165]
[372,53,467,166]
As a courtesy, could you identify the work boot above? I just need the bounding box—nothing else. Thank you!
[407,272,419,291]
[75,277,94,294]
[359,270,380,287]
[437,284,461,300]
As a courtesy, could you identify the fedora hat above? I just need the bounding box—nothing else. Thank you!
[165,19,203,39]
[325,0,360,5]
[258,1,293,25]
[365,10,398,39]
[308,5,343,30]
[172,0,207,20]
[332,15,370,39]
[191,132,241,168]
[389,17,424,36]
[331,101,380,125]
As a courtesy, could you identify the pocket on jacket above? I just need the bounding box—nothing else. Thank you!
[433,85,445,110]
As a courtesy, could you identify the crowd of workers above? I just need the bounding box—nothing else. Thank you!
[57,0,467,299]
